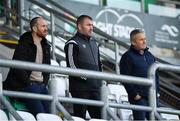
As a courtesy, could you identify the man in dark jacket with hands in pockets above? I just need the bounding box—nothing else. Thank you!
[120,29,159,120]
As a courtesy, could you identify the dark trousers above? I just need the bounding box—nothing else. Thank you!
[130,98,149,120]
[71,91,101,119]
[20,83,50,116]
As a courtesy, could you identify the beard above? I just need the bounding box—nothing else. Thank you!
[37,31,48,38]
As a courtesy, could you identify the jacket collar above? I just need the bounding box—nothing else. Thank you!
[130,45,149,55]
[76,32,91,41]
[19,31,49,45]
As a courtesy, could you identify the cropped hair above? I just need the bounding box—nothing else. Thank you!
[76,15,92,27]
[130,29,144,42]
[30,17,41,30]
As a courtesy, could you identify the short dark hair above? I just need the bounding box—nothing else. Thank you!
[76,15,92,27]
[30,17,41,30]
[130,29,144,42]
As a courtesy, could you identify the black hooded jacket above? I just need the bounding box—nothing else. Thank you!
[3,31,51,90]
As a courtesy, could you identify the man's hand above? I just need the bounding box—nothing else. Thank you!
[81,77,87,80]
[134,94,141,100]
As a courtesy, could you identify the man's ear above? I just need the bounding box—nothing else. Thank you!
[131,41,135,46]
[32,26,37,32]
[77,24,81,31]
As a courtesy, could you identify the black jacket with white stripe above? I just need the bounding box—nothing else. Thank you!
[64,32,102,92]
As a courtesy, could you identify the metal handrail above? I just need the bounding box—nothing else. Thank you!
[0,59,151,85]
[0,58,179,120]
[0,58,153,120]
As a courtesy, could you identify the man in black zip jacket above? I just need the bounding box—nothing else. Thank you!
[4,17,51,116]
[64,15,102,119]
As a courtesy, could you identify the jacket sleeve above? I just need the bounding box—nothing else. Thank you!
[11,43,31,86]
[98,46,102,72]
[42,42,51,85]
[120,54,138,99]
[65,43,79,69]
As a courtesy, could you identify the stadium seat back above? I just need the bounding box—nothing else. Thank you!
[9,110,36,121]
[0,109,8,121]
[36,113,63,121]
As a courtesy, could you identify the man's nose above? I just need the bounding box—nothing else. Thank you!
[90,26,93,30]
[45,27,48,31]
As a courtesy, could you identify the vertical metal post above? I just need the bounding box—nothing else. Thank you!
[101,81,109,119]
[7,0,12,27]
[99,0,103,6]
[19,0,24,34]
[115,42,120,74]
[49,75,58,114]
[148,64,158,120]
[0,73,2,94]
[50,12,56,60]
[141,0,145,13]
[149,84,156,120]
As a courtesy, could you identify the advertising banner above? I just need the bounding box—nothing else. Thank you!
[59,0,180,50]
